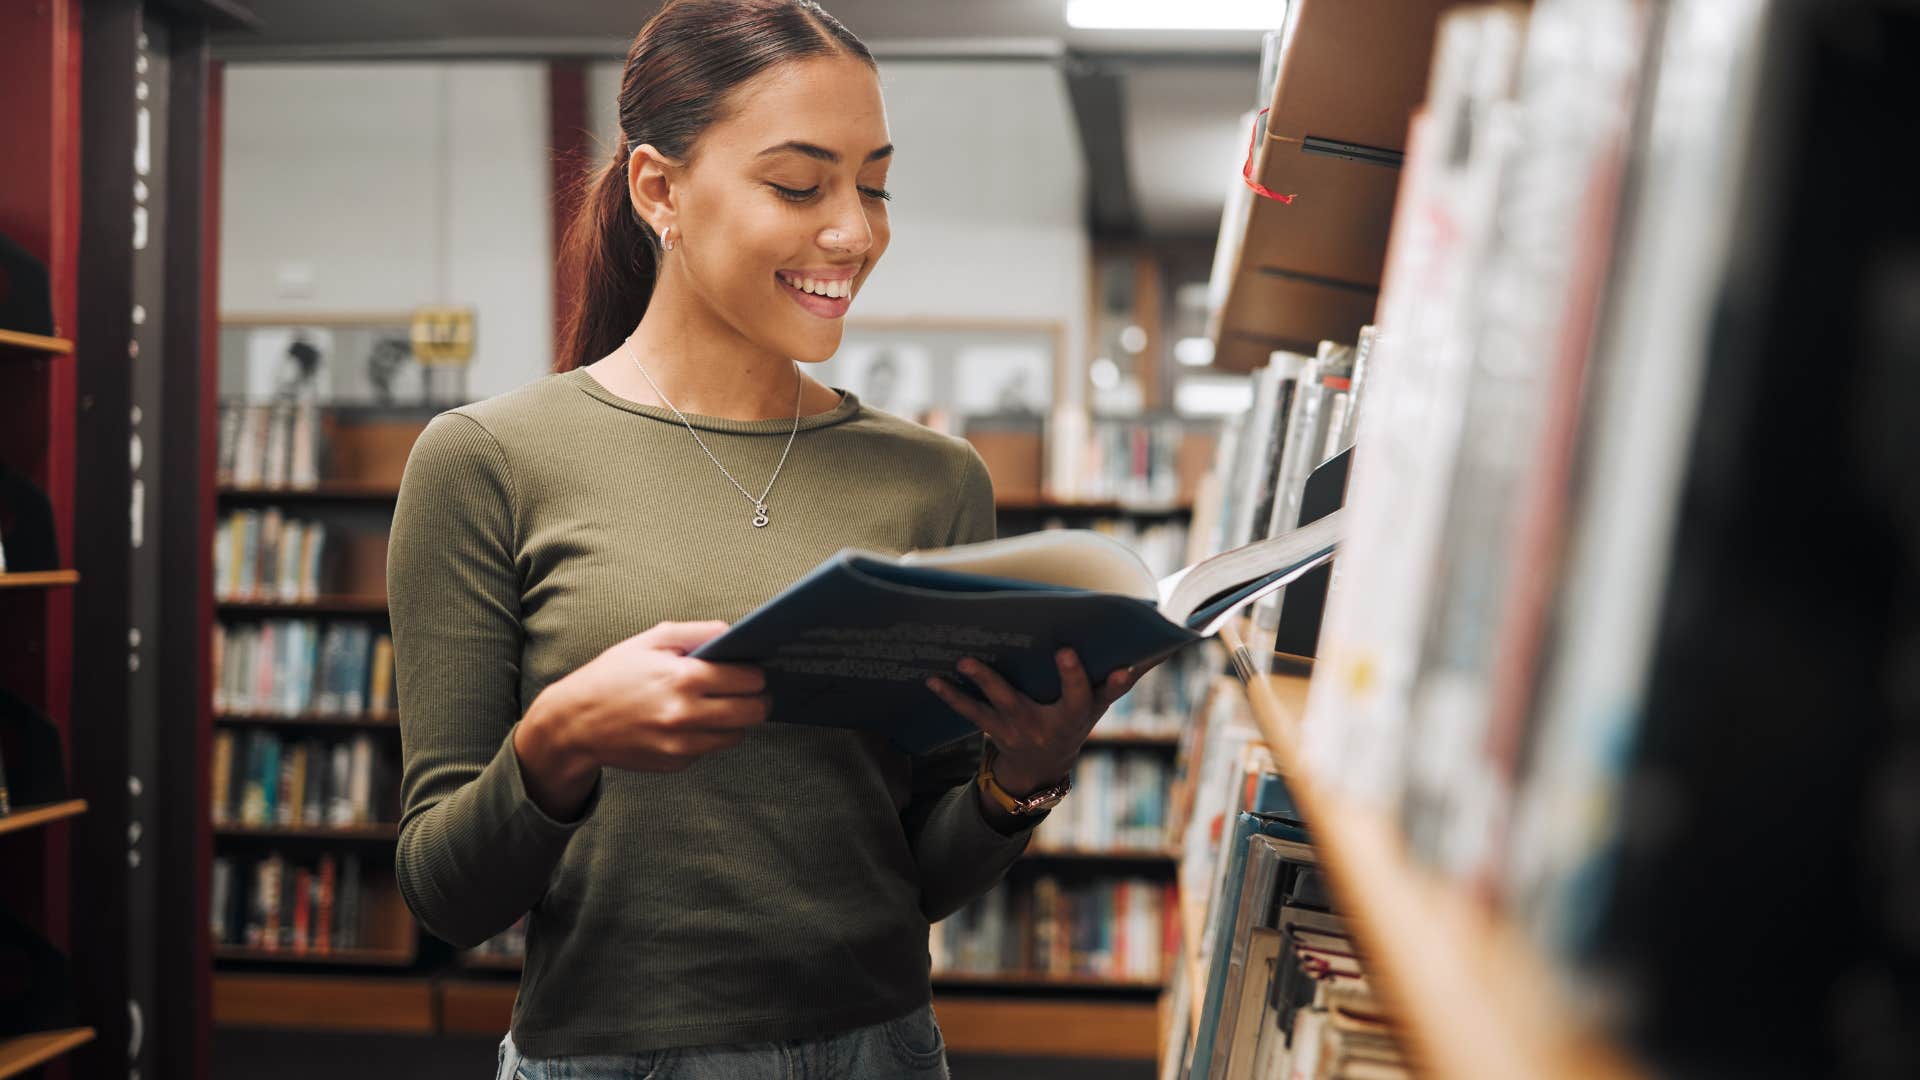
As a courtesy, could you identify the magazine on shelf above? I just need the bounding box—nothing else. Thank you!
[691,511,1344,753]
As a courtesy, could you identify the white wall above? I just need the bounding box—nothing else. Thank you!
[220,63,553,402]
[224,59,1087,406]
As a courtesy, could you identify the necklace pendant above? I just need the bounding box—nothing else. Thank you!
[752,504,770,528]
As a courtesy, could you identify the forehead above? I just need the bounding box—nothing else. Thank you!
[709,53,890,160]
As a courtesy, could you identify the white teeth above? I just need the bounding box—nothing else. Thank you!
[782,273,851,300]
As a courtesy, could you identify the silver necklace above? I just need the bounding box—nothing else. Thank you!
[624,337,802,529]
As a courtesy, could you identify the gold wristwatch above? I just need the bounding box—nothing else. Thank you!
[977,740,1072,816]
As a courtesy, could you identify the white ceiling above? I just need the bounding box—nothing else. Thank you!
[213,0,1276,58]
[213,0,1268,239]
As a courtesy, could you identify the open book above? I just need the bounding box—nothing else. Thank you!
[690,509,1342,753]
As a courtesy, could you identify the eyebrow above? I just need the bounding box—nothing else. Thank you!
[756,141,894,164]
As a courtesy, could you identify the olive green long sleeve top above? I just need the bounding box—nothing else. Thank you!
[387,366,1035,1057]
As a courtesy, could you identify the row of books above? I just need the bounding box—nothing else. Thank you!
[1032,749,1172,855]
[1160,656,1410,1079]
[1096,648,1206,740]
[1291,0,1737,950]
[214,509,330,601]
[210,851,368,952]
[217,399,324,490]
[931,875,1177,983]
[213,619,395,718]
[1060,417,1194,507]
[210,729,393,828]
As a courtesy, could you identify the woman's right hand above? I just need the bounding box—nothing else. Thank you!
[513,620,769,820]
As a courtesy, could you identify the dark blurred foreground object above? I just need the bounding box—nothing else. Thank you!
[0,686,69,811]
[0,908,78,1036]
[0,461,59,572]
[0,230,54,336]
[1574,1,1920,1076]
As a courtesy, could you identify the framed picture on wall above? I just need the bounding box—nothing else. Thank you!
[815,319,1065,428]
[220,313,434,406]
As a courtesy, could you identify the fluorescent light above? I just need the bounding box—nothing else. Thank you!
[1174,337,1215,367]
[1066,0,1283,31]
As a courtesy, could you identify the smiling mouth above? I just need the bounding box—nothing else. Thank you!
[775,270,855,299]
[776,272,855,318]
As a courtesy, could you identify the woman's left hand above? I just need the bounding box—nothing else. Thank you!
[925,648,1163,795]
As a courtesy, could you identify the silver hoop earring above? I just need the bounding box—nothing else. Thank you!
[661,225,674,252]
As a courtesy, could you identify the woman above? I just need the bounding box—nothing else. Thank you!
[388,2,1152,1077]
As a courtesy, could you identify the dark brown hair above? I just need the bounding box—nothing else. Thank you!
[553,0,874,372]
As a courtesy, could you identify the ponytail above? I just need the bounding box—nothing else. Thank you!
[551,0,875,373]
[554,156,660,373]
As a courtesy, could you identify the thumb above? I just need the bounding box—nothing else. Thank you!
[643,619,732,653]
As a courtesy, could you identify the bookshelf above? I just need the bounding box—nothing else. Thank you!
[1214,620,1642,1080]
[0,1029,95,1080]
[0,570,80,590]
[0,799,87,837]
[0,328,74,355]
[205,396,430,1008]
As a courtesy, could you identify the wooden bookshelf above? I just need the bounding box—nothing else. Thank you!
[1215,620,1642,1080]
[217,482,401,502]
[213,974,435,1033]
[932,971,1163,992]
[0,570,80,590]
[1082,731,1181,748]
[213,945,415,968]
[0,327,74,355]
[215,594,388,616]
[434,978,1160,1060]
[0,1027,95,1079]
[213,711,398,729]
[0,799,87,837]
[995,499,1192,516]
[1023,845,1176,864]
[214,822,398,841]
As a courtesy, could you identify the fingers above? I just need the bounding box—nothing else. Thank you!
[925,674,1020,745]
[641,619,731,654]
[1055,648,1093,716]
[956,656,1030,721]
[1093,665,1137,712]
[676,656,768,697]
[670,691,772,730]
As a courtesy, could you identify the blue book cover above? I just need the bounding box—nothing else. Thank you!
[691,513,1341,754]
[1190,812,1313,1079]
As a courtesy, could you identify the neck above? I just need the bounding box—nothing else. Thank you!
[609,271,801,421]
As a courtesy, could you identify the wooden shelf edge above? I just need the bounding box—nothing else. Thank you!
[213,712,398,728]
[214,595,389,614]
[214,945,415,967]
[0,328,74,355]
[218,484,401,500]
[1214,620,1643,1080]
[931,971,1164,991]
[213,823,398,841]
[1024,846,1177,862]
[935,995,1161,1061]
[0,1027,94,1079]
[0,569,81,590]
[0,798,88,836]
[213,973,435,1034]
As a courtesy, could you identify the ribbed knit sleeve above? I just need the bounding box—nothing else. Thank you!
[903,443,1045,921]
[388,412,601,948]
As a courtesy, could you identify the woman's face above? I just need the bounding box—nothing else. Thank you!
[649,53,893,364]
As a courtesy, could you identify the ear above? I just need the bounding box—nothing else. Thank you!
[626,143,679,237]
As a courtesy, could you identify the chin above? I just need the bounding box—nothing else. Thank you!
[780,328,845,364]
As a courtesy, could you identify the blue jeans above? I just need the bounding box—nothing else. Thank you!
[494,1003,950,1080]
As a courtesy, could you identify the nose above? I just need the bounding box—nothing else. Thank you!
[818,195,875,256]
